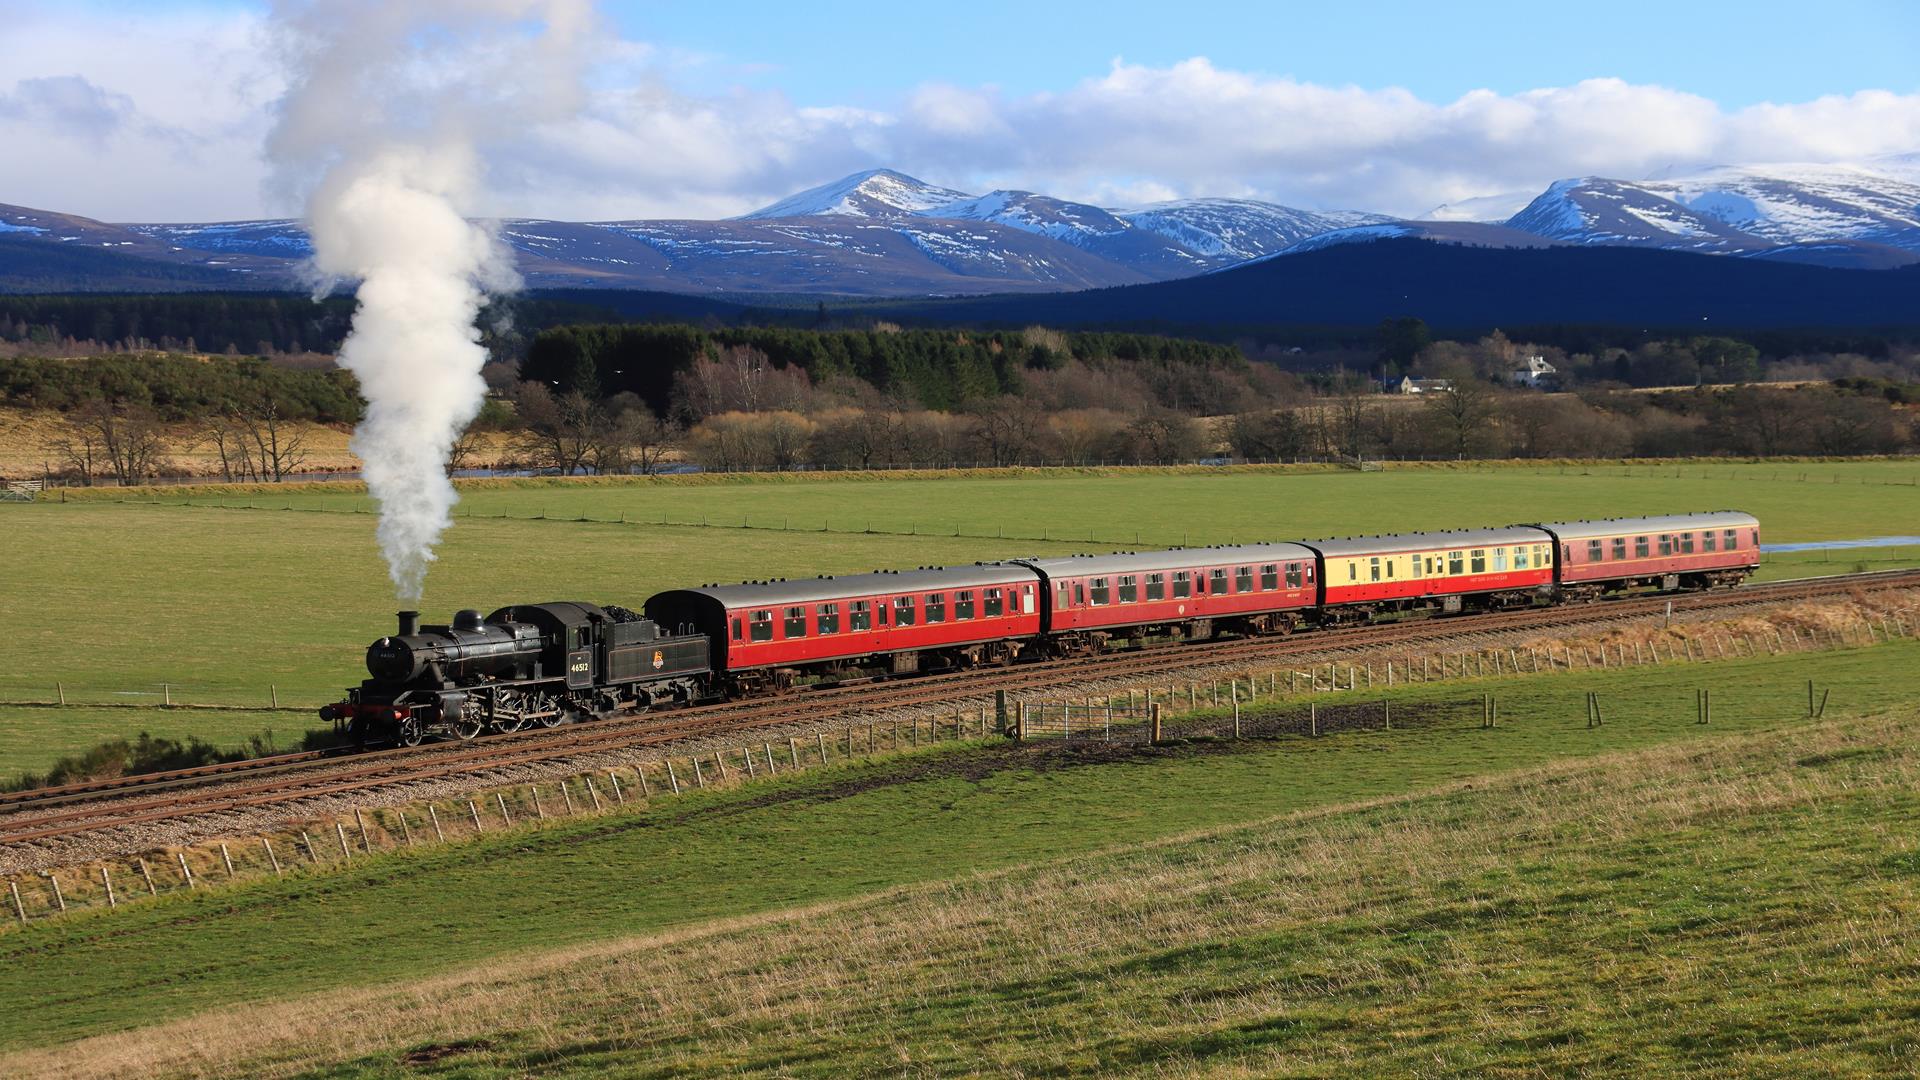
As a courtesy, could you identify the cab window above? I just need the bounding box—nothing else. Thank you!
[984,588,1004,617]
[1146,573,1165,601]
[894,595,916,626]
[784,607,807,638]
[955,591,975,620]
[850,601,872,631]
[816,603,840,634]
[1118,575,1137,603]
[749,610,774,642]
[1090,577,1109,605]
[1173,571,1192,598]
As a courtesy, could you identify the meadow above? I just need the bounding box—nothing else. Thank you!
[4,460,1916,777]
[3,636,1916,1074]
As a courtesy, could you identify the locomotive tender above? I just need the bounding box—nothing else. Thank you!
[326,511,1760,745]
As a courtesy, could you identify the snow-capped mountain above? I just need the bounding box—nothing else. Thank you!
[1119,199,1391,261]
[738,169,974,220]
[1503,164,1920,268]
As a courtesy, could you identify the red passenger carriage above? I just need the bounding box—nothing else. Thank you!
[1015,543,1319,649]
[1532,512,1760,598]
[644,564,1042,691]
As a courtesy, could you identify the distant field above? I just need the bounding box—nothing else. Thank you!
[4,460,1916,778]
[4,638,1917,1073]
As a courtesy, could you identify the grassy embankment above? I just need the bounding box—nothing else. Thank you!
[2,635,1916,1075]
[3,459,1915,778]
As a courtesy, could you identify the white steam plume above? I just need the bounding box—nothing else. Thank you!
[266,0,592,601]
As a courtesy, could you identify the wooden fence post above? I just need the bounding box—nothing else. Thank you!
[139,858,157,895]
[468,800,484,832]
[263,838,282,876]
[531,786,545,819]
[10,880,24,922]
[742,747,756,777]
[692,758,706,788]
[427,805,446,843]
[560,781,577,812]
[585,777,604,811]
[1310,701,1318,737]
[336,821,354,858]
[177,851,196,888]
[220,843,235,878]
[47,874,65,913]
[100,866,116,908]
[1383,697,1391,731]
[355,809,372,852]
[765,743,778,775]
[666,759,682,794]
[496,791,514,826]
[56,682,65,706]
[608,771,625,803]
[788,737,800,769]
[163,682,171,707]
[817,732,828,764]
[396,812,414,847]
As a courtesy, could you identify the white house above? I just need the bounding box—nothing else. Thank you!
[1510,355,1557,387]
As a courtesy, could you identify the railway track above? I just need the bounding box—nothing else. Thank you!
[5,567,1914,848]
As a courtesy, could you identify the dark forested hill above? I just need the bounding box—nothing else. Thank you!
[867,238,1920,332]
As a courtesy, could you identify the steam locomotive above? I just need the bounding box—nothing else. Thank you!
[321,603,709,745]
[324,511,1761,746]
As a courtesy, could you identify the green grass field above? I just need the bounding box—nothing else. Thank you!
[0,634,1912,1060]
[3,460,1915,779]
[4,638,1917,1075]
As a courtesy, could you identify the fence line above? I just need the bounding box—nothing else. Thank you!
[5,608,1910,927]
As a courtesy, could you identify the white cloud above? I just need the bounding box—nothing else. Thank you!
[2,11,1918,223]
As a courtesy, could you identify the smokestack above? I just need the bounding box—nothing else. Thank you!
[398,610,419,637]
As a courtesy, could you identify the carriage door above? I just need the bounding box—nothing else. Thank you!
[1021,585,1035,615]
[565,624,594,689]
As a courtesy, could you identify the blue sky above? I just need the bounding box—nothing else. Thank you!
[614,0,1919,108]
[5,0,1920,221]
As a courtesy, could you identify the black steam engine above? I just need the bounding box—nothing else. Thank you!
[321,602,710,746]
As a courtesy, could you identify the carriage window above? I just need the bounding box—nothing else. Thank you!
[894,595,915,626]
[1750,529,1759,547]
[1146,573,1165,601]
[1658,535,1673,556]
[749,610,773,642]
[1119,575,1137,603]
[1470,549,1486,573]
[1494,547,1509,571]
[1073,583,1085,605]
[1586,540,1602,562]
[984,588,1004,617]
[731,617,742,641]
[1409,555,1422,578]
[1090,577,1109,605]
[1212,568,1229,593]
[816,603,840,634]
[785,607,807,638]
[1369,557,1381,582]
[1286,562,1303,588]
[1260,564,1278,590]
[1514,546,1529,570]
[1173,571,1192,598]
[955,591,975,620]
[850,601,872,631]
[1449,551,1465,575]
[1236,566,1253,592]
[1057,583,1072,609]
[1681,532,1695,554]
[1386,559,1395,579]
[1348,562,1358,582]
[1702,530,1717,552]
[1612,538,1627,561]
[1727,528,1740,548]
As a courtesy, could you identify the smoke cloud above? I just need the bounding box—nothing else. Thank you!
[266,0,592,601]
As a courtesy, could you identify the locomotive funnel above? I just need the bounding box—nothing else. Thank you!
[397,610,419,637]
